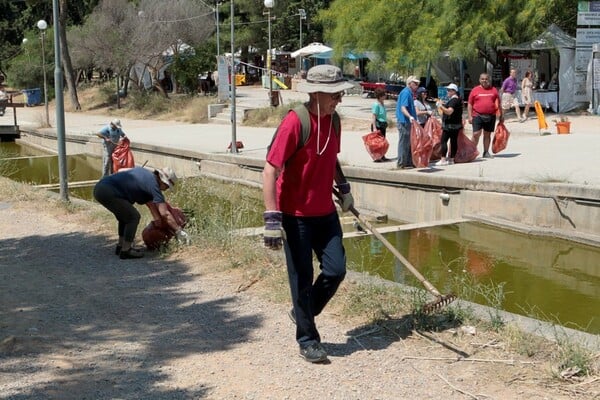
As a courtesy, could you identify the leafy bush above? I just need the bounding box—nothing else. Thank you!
[170,41,218,94]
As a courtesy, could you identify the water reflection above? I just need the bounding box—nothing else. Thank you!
[1,141,101,195]
[345,223,600,334]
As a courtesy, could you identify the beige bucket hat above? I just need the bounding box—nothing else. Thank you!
[297,64,354,94]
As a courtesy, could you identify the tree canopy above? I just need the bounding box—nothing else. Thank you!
[0,0,579,91]
[319,0,577,75]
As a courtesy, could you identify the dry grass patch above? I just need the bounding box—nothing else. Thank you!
[64,84,213,123]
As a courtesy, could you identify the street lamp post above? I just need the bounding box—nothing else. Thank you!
[297,8,306,74]
[37,19,49,127]
[264,0,274,106]
[215,1,222,57]
[229,0,237,153]
[298,9,306,49]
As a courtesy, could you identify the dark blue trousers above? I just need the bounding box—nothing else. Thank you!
[282,212,346,348]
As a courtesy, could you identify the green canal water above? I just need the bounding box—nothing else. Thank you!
[2,143,599,334]
[345,223,600,334]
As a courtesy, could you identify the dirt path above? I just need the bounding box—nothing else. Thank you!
[0,182,597,399]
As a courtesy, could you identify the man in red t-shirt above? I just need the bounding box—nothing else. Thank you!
[262,65,354,363]
[467,73,504,158]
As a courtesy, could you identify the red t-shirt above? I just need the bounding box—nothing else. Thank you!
[468,85,499,116]
[266,111,340,217]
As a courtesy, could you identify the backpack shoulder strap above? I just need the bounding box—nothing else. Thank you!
[292,102,311,150]
[293,102,340,149]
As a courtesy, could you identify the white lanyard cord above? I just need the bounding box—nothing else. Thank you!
[316,102,333,156]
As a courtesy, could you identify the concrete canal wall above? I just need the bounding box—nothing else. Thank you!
[18,129,600,247]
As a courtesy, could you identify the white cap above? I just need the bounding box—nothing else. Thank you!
[446,83,459,92]
[155,167,177,189]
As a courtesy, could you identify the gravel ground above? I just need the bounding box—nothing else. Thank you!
[0,180,598,400]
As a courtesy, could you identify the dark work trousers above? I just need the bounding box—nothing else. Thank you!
[282,211,347,349]
[371,123,387,138]
[440,128,460,159]
[93,182,141,242]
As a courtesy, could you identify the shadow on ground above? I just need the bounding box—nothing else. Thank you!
[0,229,262,399]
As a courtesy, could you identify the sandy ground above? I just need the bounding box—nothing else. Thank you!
[0,179,598,400]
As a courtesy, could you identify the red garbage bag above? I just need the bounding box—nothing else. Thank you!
[492,122,510,154]
[362,131,389,161]
[142,203,188,250]
[410,120,433,168]
[453,129,479,163]
[427,118,444,161]
[142,221,172,250]
[112,137,135,172]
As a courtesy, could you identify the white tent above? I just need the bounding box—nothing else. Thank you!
[291,42,332,58]
[498,24,585,113]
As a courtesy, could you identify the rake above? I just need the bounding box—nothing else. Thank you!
[334,190,456,313]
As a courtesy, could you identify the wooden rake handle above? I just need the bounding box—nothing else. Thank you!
[334,189,442,297]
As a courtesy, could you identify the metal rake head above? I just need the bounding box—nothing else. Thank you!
[421,294,457,314]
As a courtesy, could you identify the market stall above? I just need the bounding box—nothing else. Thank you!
[497,24,586,113]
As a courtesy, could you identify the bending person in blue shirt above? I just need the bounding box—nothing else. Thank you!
[93,166,190,259]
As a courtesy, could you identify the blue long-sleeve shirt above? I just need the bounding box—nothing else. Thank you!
[396,86,417,124]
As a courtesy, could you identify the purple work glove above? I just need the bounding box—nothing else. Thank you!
[335,182,354,212]
[263,210,283,250]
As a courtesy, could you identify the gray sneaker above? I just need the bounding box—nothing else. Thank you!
[300,343,328,363]
[482,151,494,159]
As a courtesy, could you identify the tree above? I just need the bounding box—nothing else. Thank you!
[69,0,215,100]
[319,0,578,76]
[129,0,215,96]
[68,0,138,107]
[0,0,26,78]
[60,0,82,110]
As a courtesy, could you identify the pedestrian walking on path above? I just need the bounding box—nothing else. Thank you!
[262,64,354,363]
[500,69,524,122]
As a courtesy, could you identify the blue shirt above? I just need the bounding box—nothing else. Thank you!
[396,86,417,124]
[98,167,165,205]
[99,124,125,145]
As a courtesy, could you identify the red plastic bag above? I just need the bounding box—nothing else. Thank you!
[492,122,510,154]
[427,118,443,161]
[142,221,172,250]
[112,137,135,172]
[142,203,188,250]
[362,131,389,161]
[454,129,479,163]
[410,120,433,168]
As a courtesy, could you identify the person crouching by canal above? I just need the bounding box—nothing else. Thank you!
[93,166,190,259]
[97,119,126,177]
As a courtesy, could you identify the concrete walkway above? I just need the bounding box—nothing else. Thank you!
[9,85,600,189]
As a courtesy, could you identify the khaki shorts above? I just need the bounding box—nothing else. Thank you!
[501,93,519,110]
